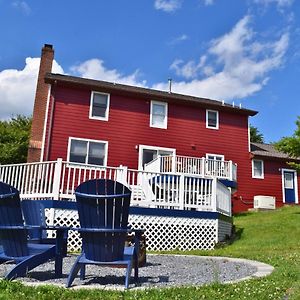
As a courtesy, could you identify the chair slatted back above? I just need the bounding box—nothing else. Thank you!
[0,182,28,257]
[75,179,131,262]
[21,200,47,240]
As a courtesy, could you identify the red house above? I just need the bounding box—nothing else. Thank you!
[27,44,300,213]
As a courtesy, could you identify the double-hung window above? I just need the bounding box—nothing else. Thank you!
[206,153,224,175]
[206,109,219,129]
[89,91,110,121]
[150,101,168,129]
[68,138,108,166]
[252,159,264,179]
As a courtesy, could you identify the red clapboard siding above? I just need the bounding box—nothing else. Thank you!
[43,85,299,213]
[45,85,250,170]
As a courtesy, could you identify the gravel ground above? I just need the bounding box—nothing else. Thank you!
[0,254,258,290]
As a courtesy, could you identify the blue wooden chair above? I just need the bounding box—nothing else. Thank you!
[66,179,139,289]
[0,182,56,280]
[21,199,68,256]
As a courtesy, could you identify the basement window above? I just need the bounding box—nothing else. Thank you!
[68,137,108,166]
[252,159,264,179]
[89,91,110,121]
[206,110,219,129]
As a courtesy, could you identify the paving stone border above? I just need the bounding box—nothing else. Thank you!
[0,254,274,291]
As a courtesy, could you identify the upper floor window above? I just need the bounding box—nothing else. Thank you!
[252,159,264,179]
[150,101,168,129]
[89,91,110,121]
[206,109,219,129]
[206,153,224,161]
[68,137,108,166]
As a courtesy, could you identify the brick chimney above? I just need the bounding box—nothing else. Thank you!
[27,44,54,162]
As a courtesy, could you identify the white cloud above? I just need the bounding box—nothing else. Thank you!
[168,34,189,45]
[203,0,214,5]
[170,56,207,79]
[154,0,182,12]
[0,58,63,120]
[12,1,31,15]
[70,59,146,87]
[253,0,294,7]
[155,15,289,101]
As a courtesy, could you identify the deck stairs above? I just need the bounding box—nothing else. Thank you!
[130,184,146,202]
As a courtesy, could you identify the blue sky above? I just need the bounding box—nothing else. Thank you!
[0,0,299,143]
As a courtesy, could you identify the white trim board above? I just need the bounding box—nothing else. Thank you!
[281,168,299,204]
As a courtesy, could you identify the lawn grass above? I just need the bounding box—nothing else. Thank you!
[1,205,300,299]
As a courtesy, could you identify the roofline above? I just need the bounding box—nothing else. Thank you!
[45,73,258,116]
[251,153,300,162]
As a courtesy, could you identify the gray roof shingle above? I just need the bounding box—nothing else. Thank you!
[251,142,300,161]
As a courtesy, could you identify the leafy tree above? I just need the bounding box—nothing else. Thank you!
[0,115,32,164]
[250,125,264,143]
[275,116,300,170]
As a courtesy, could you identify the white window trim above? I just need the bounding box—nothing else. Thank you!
[206,153,225,161]
[281,168,299,204]
[150,100,168,129]
[206,109,219,130]
[247,117,251,153]
[138,144,176,170]
[252,159,264,179]
[89,91,110,121]
[67,137,108,166]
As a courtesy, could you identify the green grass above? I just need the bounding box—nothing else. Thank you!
[1,205,300,299]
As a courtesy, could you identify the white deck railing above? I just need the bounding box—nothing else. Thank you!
[0,159,232,216]
[145,155,237,182]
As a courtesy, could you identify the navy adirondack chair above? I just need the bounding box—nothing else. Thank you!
[66,179,139,289]
[21,200,49,241]
[21,200,68,255]
[0,182,56,280]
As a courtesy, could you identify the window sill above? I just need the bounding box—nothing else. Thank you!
[89,116,109,121]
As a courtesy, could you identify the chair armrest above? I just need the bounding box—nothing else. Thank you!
[75,192,131,200]
[76,228,133,233]
[0,225,28,230]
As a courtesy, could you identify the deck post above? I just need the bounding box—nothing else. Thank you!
[229,160,233,181]
[52,158,63,200]
[172,153,176,173]
[211,178,217,212]
[117,165,128,185]
[201,157,206,176]
[179,174,185,210]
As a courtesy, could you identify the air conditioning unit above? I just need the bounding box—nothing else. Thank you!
[254,195,276,210]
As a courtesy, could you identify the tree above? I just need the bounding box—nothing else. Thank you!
[275,116,300,170]
[250,125,264,143]
[0,116,32,164]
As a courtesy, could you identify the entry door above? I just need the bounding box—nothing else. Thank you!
[283,170,296,203]
[139,146,175,170]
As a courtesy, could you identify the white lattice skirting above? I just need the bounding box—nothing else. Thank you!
[45,209,231,252]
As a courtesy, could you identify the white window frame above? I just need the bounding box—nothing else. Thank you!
[89,91,110,121]
[67,137,108,166]
[150,100,168,129]
[206,153,224,161]
[206,109,219,130]
[252,159,264,179]
[138,144,176,170]
[281,168,299,204]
